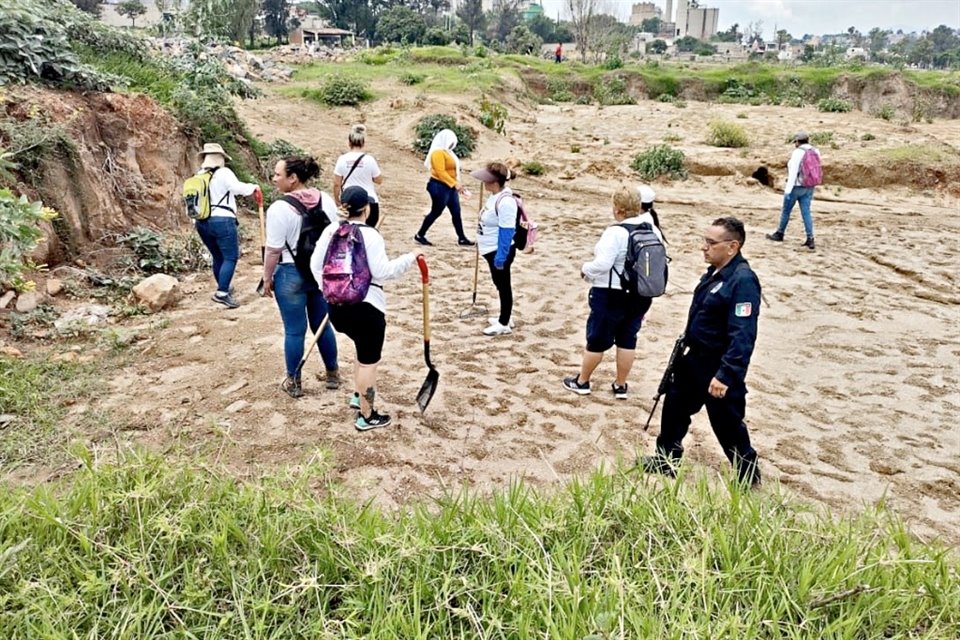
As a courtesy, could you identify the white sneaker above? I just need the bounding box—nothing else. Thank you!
[483,322,513,336]
[488,316,516,328]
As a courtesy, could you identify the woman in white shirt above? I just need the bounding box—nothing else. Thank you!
[260,156,340,399]
[563,186,665,400]
[471,162,518,337]
[311,186,423,431]
[193,143,261,309]
[333,124,384,228]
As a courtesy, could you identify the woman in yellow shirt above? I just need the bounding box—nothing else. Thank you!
[414,129,475,247]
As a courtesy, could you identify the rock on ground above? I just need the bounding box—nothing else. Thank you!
[132,274,181,312]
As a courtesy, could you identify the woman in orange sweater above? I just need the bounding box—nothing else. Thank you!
[414,129,474,247]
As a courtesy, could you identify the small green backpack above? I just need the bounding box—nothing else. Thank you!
[182,168,228,220]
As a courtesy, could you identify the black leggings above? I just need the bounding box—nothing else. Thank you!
[483,246,516,325]
[367,202,380,229]
[417,179,466,240]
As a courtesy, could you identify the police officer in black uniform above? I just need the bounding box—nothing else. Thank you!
[642,216,762,485]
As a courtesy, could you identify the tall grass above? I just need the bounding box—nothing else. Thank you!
[2,453,955,637]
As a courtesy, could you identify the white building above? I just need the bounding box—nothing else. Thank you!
[628,2,661,27]
[668,0,719,40]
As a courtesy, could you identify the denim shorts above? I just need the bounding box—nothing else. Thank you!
[585,287,652,352]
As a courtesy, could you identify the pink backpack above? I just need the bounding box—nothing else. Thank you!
[495,192,538,252]
[798,147,823,187]
[321,223,373,305]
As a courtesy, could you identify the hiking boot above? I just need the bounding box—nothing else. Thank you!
[765,230,784,242]
[483,322,512,336]
[562,375,591,395]
[488,316,516,328]
[458,238,476,247]
[280,375,303,399]
[638,455,677,478]
[212,291,239,309]
[802,236,816,251]
[355,410,391,431]
[325,369,341,390]
[612,382,628,400]
[348,393,361,410]
[413,234,433,246]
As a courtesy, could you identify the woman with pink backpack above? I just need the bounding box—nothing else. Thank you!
[311,186,424,431]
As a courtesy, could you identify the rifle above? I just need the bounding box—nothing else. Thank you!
[644,334,686,431]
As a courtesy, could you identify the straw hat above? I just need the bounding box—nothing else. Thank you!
[196,142,232,162]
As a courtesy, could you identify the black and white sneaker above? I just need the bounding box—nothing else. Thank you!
[562,375,591,395]
[212,291,239,309]
[612,382,628,400]
[355,410,391,431]
[413,234,433,246]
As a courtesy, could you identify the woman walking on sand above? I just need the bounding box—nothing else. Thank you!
[414,129,474,247]
[563,186,665,399]
[333,124,384,228]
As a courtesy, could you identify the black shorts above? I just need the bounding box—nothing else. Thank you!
[585,287,652,352]
[329,302,386,365]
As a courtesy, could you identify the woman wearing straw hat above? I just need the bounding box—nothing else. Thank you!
[194,143,262,308]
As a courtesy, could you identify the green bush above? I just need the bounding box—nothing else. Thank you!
[521,161,546,176]
[631,144,687,180]
[594,77,636,106]
[706,120,749,148]
[601,53,623,70]
[305,74,373,106]
[399,71,425,85]
[575,94,592,105]
[547,77,575,102]
[118,227,207,275]
[478,96,507,134]
[817,97,853,113]
[412,114,474,158]
[861,132,877,141]
[0,186,57,287]
[873,104,896,120]
[736,112,748,119]
[809,131,834,146]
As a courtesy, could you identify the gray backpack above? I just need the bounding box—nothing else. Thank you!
[617,222,668,298]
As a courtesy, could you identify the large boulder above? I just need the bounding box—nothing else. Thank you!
[15,291,41,313]
[132,274,180,312]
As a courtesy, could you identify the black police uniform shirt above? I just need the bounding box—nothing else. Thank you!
[684,253,762,390]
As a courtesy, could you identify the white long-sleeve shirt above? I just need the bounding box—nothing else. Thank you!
[581,213,664,289]
[784,144,820,194]
[207,167,258,218]
[310,221,415,314]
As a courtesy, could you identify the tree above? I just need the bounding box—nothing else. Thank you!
[867,27,890,54]
[640,17,660,34]
[487,0,522,43]
[847,25,862,47]
[800,44,815,62]
[744,20,763,45]
[264,0,291,44]
[118,0,147,28]
[506,24,542,54]
[69,0,101,16]
[455,0,485,45]
[675,35,701,52]
[528,13,558,42]
[775,29,791,49]
[315,0,382,41]
[928,24,960,53]
[647,39,667,55]
[714,23,740,43]
[566,0,599,62]
[376,5,426,44]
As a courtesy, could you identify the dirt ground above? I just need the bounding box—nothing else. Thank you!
[20,84,960,544]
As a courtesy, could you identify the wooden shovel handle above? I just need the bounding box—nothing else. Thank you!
[417,256,430,343]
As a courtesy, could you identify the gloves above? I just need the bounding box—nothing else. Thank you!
[494,226,515,269]
[253,186,264,207]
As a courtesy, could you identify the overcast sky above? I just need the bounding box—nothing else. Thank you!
[539,1,960,36]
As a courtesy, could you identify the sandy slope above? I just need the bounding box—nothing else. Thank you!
[86,86,960,544]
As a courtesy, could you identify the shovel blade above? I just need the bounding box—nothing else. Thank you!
[416,367,439,413]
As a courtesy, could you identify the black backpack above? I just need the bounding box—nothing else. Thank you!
[282,195,333,287]
[617,222,669,297]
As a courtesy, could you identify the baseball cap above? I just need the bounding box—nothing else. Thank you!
[793,131,809,143]
[341,185,374,215]
[637,185,656,204]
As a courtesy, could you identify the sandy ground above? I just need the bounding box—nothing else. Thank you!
[36,85,960,543]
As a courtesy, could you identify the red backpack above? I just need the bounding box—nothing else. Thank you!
[798,147,822,187]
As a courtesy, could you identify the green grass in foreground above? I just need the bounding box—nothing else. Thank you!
[0,452,957,637]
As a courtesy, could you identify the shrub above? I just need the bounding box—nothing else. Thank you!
[521,161,546,176]
[873,104,895,121]
[594,77,635,106]
[547,78,574,102]
[630,145,687,180]
[478,96,507,135]
[601,53,623,70]
[663,133,682,143]
[306,75,372,106]
[422,27,450,46]
[809,131,834,146]
[656,94,676,103]
[118,227,206,275]
[0,185,58,287]
[861,133,877,141]
[570,144,581,153]
[706,121,749,148]
[817,98,853,113]
[736,112,748,119]
[575,94,592,105]
[412,115,474,158]
[399,71,425,85]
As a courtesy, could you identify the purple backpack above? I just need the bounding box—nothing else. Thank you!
[321,222,373,305]
[798,147,823,187]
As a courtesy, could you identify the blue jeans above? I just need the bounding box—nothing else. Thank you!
[273,264,338,377]
[195,217,239,293]
[417,179,466,240]
[778,187,815,238]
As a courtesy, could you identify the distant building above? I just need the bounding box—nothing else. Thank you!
[668,0,719,40]
[845,47,869,60]
[289,16,354,47]
[628,2,662,27]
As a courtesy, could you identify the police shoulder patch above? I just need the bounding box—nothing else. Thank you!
[734,302,752,317]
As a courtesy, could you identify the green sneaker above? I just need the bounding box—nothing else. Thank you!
[355,410,391,431]
[348,393,361,410]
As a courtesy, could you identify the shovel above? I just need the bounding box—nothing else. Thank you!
[294,314,330,378]
[459,182,488,320]
[256,203,266,295]
[416,255,439,413]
